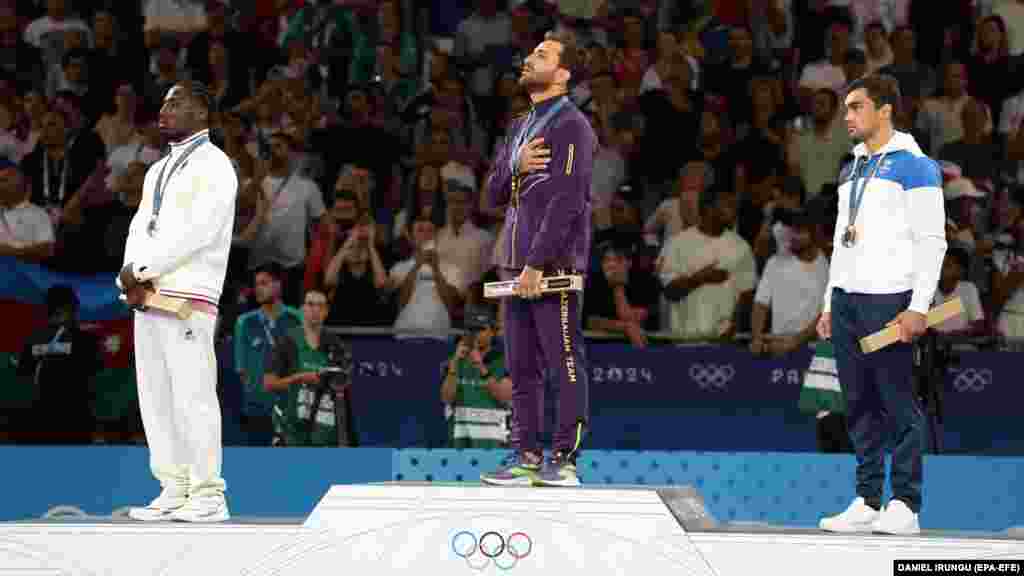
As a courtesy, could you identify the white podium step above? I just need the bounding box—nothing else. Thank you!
[300,482,714,574]
[1,483,1021,576]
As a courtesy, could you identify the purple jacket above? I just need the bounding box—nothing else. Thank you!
[485,96,596,274]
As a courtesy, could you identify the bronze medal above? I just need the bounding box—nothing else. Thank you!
[841,225,856,247]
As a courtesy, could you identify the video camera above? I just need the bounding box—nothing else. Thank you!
[294,333,357,446]
[316,334,351,394]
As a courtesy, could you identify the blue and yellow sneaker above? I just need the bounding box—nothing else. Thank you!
[534,451,581,487]
[480,451,542,486]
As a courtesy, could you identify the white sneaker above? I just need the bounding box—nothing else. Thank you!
[128,486,188,522]
[819,497,880,533]
[170,494,230,523]
[872,500,920,535]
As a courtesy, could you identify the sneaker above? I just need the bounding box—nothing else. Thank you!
[170,494,230,523]
[128,484,188,522]
[480,451,542,486]
[819,497,880,533]
[534,453,581,487]
[872,500,920,535]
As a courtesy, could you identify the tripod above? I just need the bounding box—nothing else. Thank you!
[914,330,947,454]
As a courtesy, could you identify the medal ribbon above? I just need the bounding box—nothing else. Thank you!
[508,96,569,175]
[846,152,887,237]
[151,134,209,229]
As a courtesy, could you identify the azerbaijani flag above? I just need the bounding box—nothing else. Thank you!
[798,340,846,415]
[0,257,137,423]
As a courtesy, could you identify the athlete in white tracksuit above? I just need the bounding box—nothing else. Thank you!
[117,81,238,522]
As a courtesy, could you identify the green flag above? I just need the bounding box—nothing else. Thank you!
[799,341,846,414]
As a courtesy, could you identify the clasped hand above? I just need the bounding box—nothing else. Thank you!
[118,264,153,308]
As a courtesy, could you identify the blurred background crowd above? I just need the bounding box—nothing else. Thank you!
[3,0,1024,446]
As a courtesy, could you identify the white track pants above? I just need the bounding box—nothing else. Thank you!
[133,310,225,495]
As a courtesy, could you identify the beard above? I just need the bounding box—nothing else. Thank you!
[849,126,869,143]
[518,68,556,93]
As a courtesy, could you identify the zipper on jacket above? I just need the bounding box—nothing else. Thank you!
[510,173,519,268]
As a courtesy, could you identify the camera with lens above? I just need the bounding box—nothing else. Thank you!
[307,333,358,446]
[316,333,351,394]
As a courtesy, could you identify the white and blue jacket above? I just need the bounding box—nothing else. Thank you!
[823,131,947,315]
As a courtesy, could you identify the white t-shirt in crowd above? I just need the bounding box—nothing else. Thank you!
[755,251,830,335]
[436,221,494,288]
[992,247,1024,338]
[390,259,465,338]
[0,201,55,247]
[248,174,325,269]
[798,61,846,93]
[658,226,757,338]
[932,280,984,333]
[993,0,1024,56]
[999,89,1024,135]
[22,16,92,48]
[105,141,162,188]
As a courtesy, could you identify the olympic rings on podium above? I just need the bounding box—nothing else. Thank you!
[451,530,533,571]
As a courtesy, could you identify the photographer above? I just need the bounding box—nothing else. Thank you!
[440,305,512,449]
[389,211,465,338]
[323,211,392,327]
[264,289,356,447]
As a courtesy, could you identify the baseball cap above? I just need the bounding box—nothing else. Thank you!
[463,303,496,331]
[943,178,985,201]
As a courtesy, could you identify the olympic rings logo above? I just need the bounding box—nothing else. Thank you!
[951,368,992,393]
[689,363,735,391]
[451,530,532,571]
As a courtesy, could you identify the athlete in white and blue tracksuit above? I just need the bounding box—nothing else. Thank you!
[820,118,947,534]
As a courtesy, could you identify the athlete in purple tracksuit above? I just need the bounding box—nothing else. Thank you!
[480,30,597,487]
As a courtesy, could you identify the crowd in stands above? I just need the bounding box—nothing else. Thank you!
[4,0,1024,352]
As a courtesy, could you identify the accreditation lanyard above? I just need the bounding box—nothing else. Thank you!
[34,327,66,387]
[0,209,12,239]
[42,154,68,204]
[150,135,209,233]
[258,310,276,347]
[847,152,887,231]
[266,169,295,211]
[508,96,569,175]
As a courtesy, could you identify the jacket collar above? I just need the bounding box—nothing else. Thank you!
[170,129,210,149]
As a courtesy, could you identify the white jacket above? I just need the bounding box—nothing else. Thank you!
[823,130,947,314]
[120,129,238,306]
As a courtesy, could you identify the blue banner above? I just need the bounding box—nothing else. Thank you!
[0,256,125,321]
[347,338,1024,455]
[348,338,452,448]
